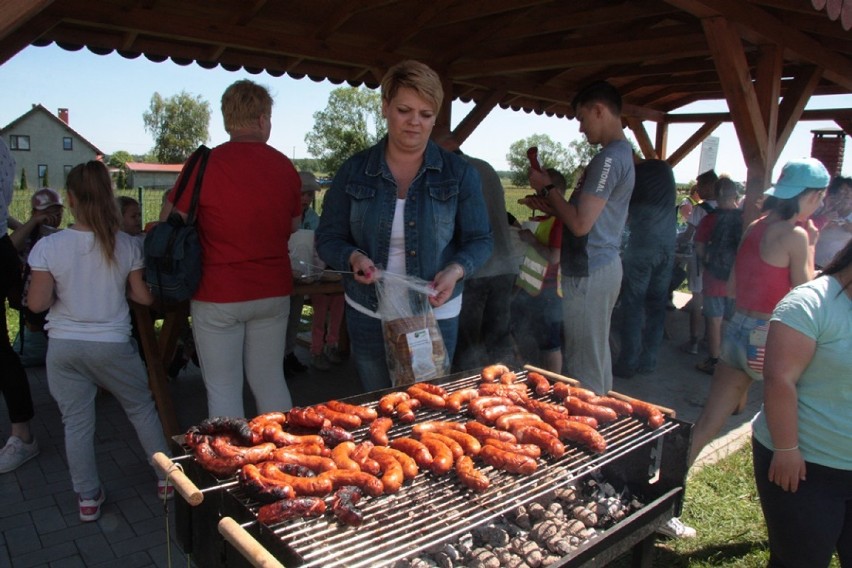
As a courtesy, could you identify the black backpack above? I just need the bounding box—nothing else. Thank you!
[703,209,743,281]
[144,145,210,303]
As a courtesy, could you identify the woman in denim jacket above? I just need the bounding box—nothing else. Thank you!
[316,60,493,392]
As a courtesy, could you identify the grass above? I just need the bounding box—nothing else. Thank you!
[612,441,841,567]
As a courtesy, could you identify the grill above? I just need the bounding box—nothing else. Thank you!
[166,367,692,568]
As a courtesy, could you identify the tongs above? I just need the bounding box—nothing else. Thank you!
[295,261,437,297]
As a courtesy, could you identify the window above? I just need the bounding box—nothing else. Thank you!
[9,135,30,151]
[64,165,73,182]
[63,137,73,151]
[38,164,47,185]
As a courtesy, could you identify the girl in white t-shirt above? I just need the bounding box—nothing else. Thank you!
[27,161,171,522]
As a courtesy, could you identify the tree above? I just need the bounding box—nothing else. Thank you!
[305,87,386,175]
[108,150,133,188]
[505,134,572,187]
[142,91,210,163]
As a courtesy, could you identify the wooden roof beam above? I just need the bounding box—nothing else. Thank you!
[625,117,659,159]
[0,0,59,65]
[452,87,507,146]
[666,121,722,168]
[775,64,823,158]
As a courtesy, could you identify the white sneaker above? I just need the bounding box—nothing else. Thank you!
[657,517,697,539]
[0,436,40,473]
[79,487,106,522]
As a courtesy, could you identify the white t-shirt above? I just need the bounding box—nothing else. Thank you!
[28,228,144,342]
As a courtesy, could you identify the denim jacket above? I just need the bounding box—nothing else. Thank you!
[316,138,493,312]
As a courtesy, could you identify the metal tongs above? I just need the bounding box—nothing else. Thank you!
[295,260,438,297]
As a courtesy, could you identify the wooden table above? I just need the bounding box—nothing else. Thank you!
[132,279,345,438]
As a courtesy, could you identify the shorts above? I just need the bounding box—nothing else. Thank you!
[512,286,563,352]
[702,295,734,319]
[719,311,769,381]
[686,253,703,294]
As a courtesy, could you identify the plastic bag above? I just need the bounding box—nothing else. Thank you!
[376,272,449,387]
[289,229,320,282]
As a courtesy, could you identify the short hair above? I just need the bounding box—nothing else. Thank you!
[546,167,568,193]
[381,60,443,112]
[827,175,852,197]
[221,80,273,134]
[714,177,739,202]
[696,169,719,187]
[572,81,622,115]
[116,195,139,215]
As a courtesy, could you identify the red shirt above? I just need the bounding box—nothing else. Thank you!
[694,213,728,297]
[171,141,301,302]
[734,217,793,314]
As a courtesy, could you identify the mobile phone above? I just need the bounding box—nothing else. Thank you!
[527,147,543,172]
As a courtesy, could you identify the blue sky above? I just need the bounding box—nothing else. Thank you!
[1,43,849,184]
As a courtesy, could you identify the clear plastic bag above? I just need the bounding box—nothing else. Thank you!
[375,272,449,387]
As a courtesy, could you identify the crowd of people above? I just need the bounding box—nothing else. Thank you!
[1,61,849,564]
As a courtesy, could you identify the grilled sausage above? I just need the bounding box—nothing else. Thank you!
[331,486,364,526]
[455,455,490,492]
[258,462,334,496]
[369,416,394,446]
[319,470,384,497]
[313,404,362,430]
[378,447,419,479]
[479,404,529,425]
[499,371,518,384]
[432,428,482,456]
[369,446,405,493]
[512,425,566,458]
[464,420,518,444]
[287,407,327,429]
[482,437,542,459]
[481,364,511,382]
[629,399,666,429]
[238,463,296,503]
[495,411,545,432]
[378,392,409,416]
[318,425,355,446]
[551,420,607,453]
[419,436,454,475]
[394,399,419,423]
[413,382,448,397]
[552,383,596,402]
[351,441,381,475]
[420,432,464,460]
[478,445,538,475]
[562,396,618,424]
[477,382,530,397]
[325,400,378,422]
[407,385,446,409]
[330,441,361,471]
[588,396,633,417]
[411,421,466,436]
[446,388,479,413]
[257,497,326,525]
[270,448,337,473]
[389,437,433,468]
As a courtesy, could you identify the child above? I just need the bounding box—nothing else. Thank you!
[26,161,172,522]
[116,195,143,237]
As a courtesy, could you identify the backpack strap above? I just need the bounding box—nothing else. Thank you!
[171,145,211,226]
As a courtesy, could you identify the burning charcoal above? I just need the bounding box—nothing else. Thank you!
[564,518,591,540]
[409,558,437,568]
[456,533,475,557]
[527,501,547,522]
[467,547,500,568]
[439,543,462,563]
[529,519,562,542]
[510,537,544,568]
[545,502,564,519]
[571,504,598,528]
[545,534,575,555]
[494,548,530,568]
[541,553,562,565]
[554,486,579,504]
[510,505,532,530]
[472,524,509,548]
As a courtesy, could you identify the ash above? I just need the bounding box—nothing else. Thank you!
[391,476,644,568]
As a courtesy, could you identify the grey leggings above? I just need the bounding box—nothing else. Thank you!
[47,338,169,496]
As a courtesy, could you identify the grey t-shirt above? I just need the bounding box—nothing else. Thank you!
[561,138,635,276]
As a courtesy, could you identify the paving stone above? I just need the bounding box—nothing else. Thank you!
[30,504,67,534]
[4,523,41,556]
[76,533,115,565]
[9,541,79,568]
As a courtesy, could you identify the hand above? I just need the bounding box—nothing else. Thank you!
[518,229,536,244]
[518,194,555,215]
[805,219,819,245]
[429,264,463,308]
[349,251,379,284]
[768,449,806,493]
[528,168,552,192]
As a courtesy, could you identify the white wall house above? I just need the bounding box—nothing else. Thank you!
[125,162,183,190]
[0,105,102,189]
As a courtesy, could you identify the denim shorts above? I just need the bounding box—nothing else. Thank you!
[720,311,769,381]
[702,295,734,319]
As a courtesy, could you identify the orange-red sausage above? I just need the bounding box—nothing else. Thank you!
[482,437,542,459]
[481,364,511,382]
[468,396,513,417]
[257,497,326,525]
[629,399,666,429]
[588,396,633,416]
[420,432,464,460]
[413,382,448,397]
[350,441,381,475]
[378,392,409,416]
[513,425,566,458]
[369,446,405,493]
[271,448,337,473]
[478,445,538,475]
[389,437,433,468]
[552,383,596,402]
[407,385,446,409]
[319,469,384,497]
[325,400,378,422]
[495,411,545,432]
[287,406,327,429]
[395,399,419,423]
[455,455,490,492]
[526,371,551,396]
[369,416,393,446]
[560,415,599,429]
[419,436,454,475]
[433,428,481,456]
[562,396,618,424]
[479,404,528,425]
[238,463,296,502]
[477,383,530,397]
[378,447,419,479]
[412,421,466,436]
[314,404,362,430]
[446,388,479,413]
[464,420,517,444]
[330,441,361,471]
[259,462,334,496]
[551,420,607,453]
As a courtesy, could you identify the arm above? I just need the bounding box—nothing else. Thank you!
[9,212,49,250]
[26,269,55,313]
[787,226,815,287]
[127,268,154,305]
[762,320,815,492]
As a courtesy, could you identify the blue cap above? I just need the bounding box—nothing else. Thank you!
[764,158,830,200]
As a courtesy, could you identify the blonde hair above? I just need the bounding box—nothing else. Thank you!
[221,79,273,133]
[380,60,443,112]
[66,161,121,264]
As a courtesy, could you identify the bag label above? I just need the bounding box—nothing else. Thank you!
[406,328,438,379]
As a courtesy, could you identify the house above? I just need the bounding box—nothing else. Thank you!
[0,104,102,188]
[124,161,183,190]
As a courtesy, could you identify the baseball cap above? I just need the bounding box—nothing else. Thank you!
[299,171,321,193]
[31,187,63,210]
[764,158,830,200]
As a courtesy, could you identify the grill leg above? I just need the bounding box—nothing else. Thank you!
[630,535,656,567]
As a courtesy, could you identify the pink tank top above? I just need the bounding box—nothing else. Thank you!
[735,218,792,314]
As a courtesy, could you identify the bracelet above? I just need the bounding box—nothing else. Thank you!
[773,445,799,452]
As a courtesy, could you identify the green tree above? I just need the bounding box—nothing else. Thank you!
[108,150,133,188]
[305,87,386,175]
[20,168,27,190]
[505,134,572,187]
[142,91,210,163]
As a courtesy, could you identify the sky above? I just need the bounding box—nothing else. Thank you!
[1,43,850,184]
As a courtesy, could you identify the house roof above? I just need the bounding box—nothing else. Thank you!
[0,103,104,156]
[124,162,184,173]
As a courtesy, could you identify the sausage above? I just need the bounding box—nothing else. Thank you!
[190,416,255,446]
[350,441,381,475]
[318,425,355,446]
[389,437,433,468]
[551,420,607,453]
[588,396,633,416]
[269,442,327,456]
[259,422,325,447]
[406,385,446,409]
[287,407,327,429]
[499,371,518,384]
[477,382,530,397]
[413,382,448,397]
[270,448,337,473]
[325,400,378,422]
[512,425,566,458]
[495,411,545,432]
[419,436,454,475]
[481,364,511,382]
[482,437,542,459]
[331,486,364,526]
[369,446,405,493]
[247,412,288,444]
[432,428,482,456]
[508,419,559,438]
[258,462,334,496]
[238,463,296,503]
[378,392,409,416]
[257,497,326,525]
[478,445,538,475]
[463,420,517,444]
[560,414,599,429]
[420,432,464,460]
[629,399,666,429]
[196,437,275,477]
[394,399,419,423]
[562,396,619,424]
[330,441,361,471]
[319,470,384,497]
[468,395,513,418]
[455,455,490,492]
[526,371,552,396]
[479,404,529,425]
[552,383,596,402]
[313,404,362,430]
[411,420,466,436]
[369,416,394,446]
[377,447,419,479]
[446,388,479,413]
